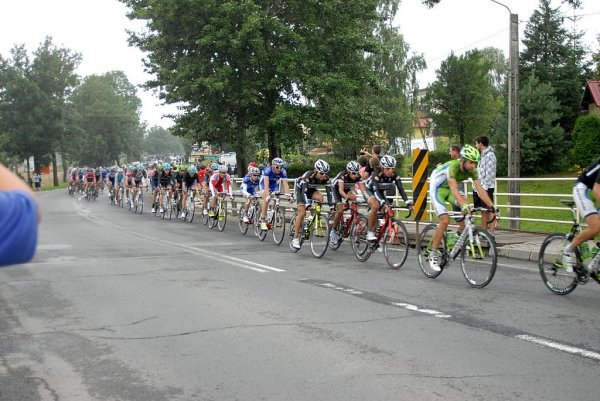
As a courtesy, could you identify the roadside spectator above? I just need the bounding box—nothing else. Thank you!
[449,144,461,159]
[33,172,42,191]
[361,144,382,177]
[474,136,497,233]
[0,163,40,266]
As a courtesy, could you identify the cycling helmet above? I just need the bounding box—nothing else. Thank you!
[163,163,172,170]
[218,165,229,173]
[380,155,397,168]
[211,162,220,170]
[156,164,164,171]
[460,145,480,162]
[179,164,187,171]
[314,159,330,174]
[188,166,197,174]
[346,161,360,173]
[249,167,260,175]
[117,168,124,173]
[272,157,285,166]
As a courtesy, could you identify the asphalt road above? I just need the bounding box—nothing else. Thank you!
[1,190,599,401]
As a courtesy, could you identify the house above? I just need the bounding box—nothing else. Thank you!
[580,80,600,117]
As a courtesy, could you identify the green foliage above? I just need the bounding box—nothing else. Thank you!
[572,114,600,168]
[519,74,566,175]
[520,0,590,134]
[120,0,414,161]
[144,126,185,159]
[424,50,501,145]
[67,72,142,165]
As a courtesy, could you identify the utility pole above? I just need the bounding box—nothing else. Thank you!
[491,1,520,229]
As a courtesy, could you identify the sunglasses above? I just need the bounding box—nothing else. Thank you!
[251,174,260,178]
[349,171,359,176]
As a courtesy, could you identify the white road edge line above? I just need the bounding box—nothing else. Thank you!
[516,334,600,361]
[75,203,284,273]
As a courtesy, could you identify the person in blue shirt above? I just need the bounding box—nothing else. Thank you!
[259,157,291,230]
[0,163,40,266]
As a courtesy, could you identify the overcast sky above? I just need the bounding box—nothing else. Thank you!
[1,0,599,129]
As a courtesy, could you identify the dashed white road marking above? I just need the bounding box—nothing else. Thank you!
[516,335,600,362]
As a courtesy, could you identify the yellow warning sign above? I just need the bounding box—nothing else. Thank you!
[412,149,429,221]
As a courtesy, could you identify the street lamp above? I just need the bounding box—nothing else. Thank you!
[491,0,520,230]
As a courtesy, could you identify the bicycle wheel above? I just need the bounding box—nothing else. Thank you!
[118,190,124,208]
[350,215,371,262]
[238,205,249,234]
[288,214,301,253]
[382,219,410,269]
[309,213,329,258]
[538,233,578,295]
[187,197,195,222]
[167,197,174,220]
[460,229,497,288]
[417,223,445,278]
[217,200,227,231]
[272,208,286,245]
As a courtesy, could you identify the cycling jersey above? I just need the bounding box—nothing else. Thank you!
[240,173,261,197]
[0,190,38,266]
[429,159,478,216]
[577,158,600,189]
[158,171,175,188]
[259,165,288,192]
[294,170,331,205]
[209,172,233,196]
[183,172,198,189]
[365,169,409,205]
[331,171,362,203]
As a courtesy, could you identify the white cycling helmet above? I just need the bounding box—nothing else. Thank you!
[218,165,229,173]
[272,157,285,166]
[380,155,397,168]
[346,161,360,173]
[314,159,330,174]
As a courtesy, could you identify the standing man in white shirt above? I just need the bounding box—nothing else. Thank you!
[474,136,497,233]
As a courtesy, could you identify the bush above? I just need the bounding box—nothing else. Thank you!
[572,114,600,168]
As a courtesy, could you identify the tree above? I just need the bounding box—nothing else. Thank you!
[520,0,589,134]
[120,0,401,166]
[592,34,600,80]
[0,38,81,185]
[424,50,500,145]
[143,126,185,160]
[68,71,142,165]
[519,73,565,175]
[572,114,600,168]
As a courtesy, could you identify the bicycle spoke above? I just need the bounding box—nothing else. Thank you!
[350,215,371,262]
[272,209,286,245]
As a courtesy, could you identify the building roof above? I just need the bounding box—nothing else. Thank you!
[580,80,600,110]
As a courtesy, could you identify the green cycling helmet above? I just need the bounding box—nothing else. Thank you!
[460,145,480,162]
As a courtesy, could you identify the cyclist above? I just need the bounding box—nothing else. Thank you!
[82,167,96,196]
[240,166,262,223]
[259,157,291,230]
[107,167,116,201]
[114,168,125,205]
[208,164,234,218]
[428,145,495,272]
[562,157,600,273]
[131,164,147,208]
[291,159,332,249]
[157,163,176,213]
[364,155,412,241]
[330,161,366,245]
[151,163,163,213]
[202,163,220,215]
[180,165,199,218]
